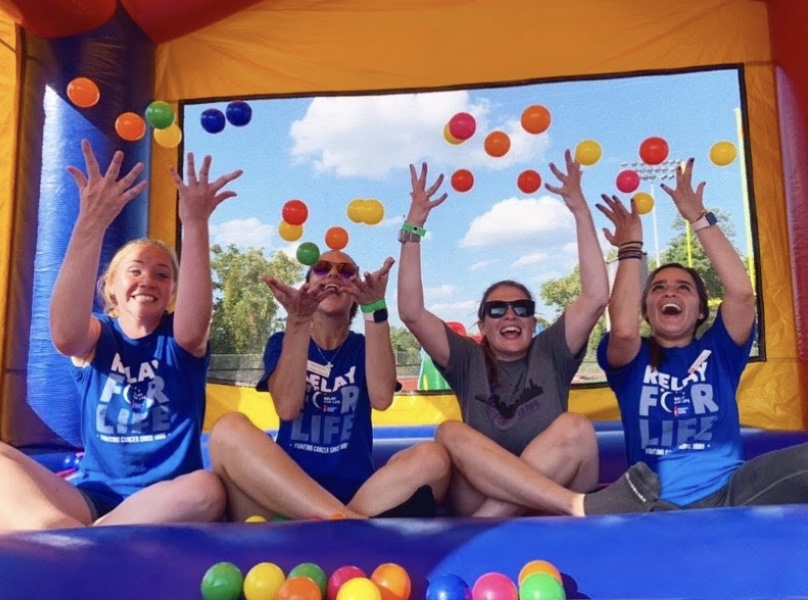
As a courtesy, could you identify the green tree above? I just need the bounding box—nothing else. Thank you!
[390,325,421,366]
[209,245,302,354]
[539,265,581,315]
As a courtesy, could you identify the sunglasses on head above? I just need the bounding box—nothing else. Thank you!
[311,260,358,279]
[479,299,535,319]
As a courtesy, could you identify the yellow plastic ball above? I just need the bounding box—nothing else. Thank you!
[278,220,303,242]
[710,141,737,166]
[632,192,654,215]
[244,515,267,523]
[574,139,602,166]
[243,562,286,600]
[336,577,382,600]
[363,199,385,225]
[347,199,366,223]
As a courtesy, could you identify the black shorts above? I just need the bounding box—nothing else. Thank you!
[76,485,123,521]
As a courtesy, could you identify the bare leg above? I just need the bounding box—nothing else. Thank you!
[0,442,91,531]
[96,470,226,526]
[436,414,599,517]
[208,412,365,521]
[349,441,451,516]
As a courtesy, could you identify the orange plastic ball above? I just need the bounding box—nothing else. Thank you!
[639,136,669,165]
[325,226,349,251]
[66,77,100,108]
[451,169,474,193]
[115,112,146,142]
[276,576,321,600]
[484,131,511,158]
[371,563,411,600]
[518,559,563,586]
[517,169,542,194]
[520,104,551,134]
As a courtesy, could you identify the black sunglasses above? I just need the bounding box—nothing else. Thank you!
[311,260,358,279]
[479,299,535,319]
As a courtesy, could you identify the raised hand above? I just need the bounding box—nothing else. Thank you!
[170,153,243,225]
[660,158,706,223]
[262,277,331,321]
[345,257,395,305]
[66,139,147,228]
[545,149,586,213]
[596,194,643,248]
[407,162,447,227]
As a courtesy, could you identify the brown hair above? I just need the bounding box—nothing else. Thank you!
[97,238,179,317]
[476,280,534,385]
[641,262,709,370]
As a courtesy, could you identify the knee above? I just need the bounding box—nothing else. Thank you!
[550,413,597,449]
[435,419,467,449]
[177,470,227,522]
[208,412,255,467]
[411,441,452,480]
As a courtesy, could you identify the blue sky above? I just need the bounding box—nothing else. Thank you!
[181,67,748,333]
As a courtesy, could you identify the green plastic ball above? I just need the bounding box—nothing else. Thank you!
[519,571,566,600]
[200,561,244,600]
[144,100,175,130]
[289,562,327,596]
[296,242,320,266]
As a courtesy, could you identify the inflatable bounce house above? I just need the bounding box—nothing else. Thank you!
[2,0,808,598]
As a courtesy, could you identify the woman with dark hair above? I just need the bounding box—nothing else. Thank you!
[594,158,808,511]
[397,150,615,517]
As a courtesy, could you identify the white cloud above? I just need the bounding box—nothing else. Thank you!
[424,284,457,301]
[211,218,274,250]
[511,251,550,268]
[288,92,550,179]
[469,259,498,271]
[459,196,573,248]
[428,300,479,325]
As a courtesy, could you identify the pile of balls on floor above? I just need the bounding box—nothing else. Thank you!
[200,557,566,600]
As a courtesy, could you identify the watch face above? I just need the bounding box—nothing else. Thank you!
[373,308,389,322]
[705,211,718,225]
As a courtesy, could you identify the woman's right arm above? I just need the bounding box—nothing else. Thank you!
[596,195,645,368]
[397,163,452,367]
[50,140,147,360]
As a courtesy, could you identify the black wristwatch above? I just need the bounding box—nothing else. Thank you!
[363,307,389,323]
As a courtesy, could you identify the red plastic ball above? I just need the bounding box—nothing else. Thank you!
[448,112,476,141]
[451,169,474,193]
[639,136,669,165]
[282,199,309,226]
[616,169,641,194]
[517,169,542,194]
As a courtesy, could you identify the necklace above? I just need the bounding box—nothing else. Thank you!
[313,336,347,372]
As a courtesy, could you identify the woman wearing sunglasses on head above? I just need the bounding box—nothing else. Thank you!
[209,250,451,521]
[398,150,634,517]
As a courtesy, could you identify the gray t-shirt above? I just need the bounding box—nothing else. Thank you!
[437,314,584,455]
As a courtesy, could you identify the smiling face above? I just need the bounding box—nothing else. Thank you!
[642,265,707,346]
[307,250,358,318]
[106,242,177,325]
[477,282,535,361]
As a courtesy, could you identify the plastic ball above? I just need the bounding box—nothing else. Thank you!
[289,562,328,597]
[639,136,669,165]
[226,100,253,126]
[66,77,100,108]
[518,572,566,600]
[520,104,551,134]
[518,561,562,586]
[328,566,367,600]
[337,577,382,600]
[451,169,474,193]
[282,199,309,226]
[201,108,226,134]
[244,515,267,523]
[574,139,602,166]
[347,199,366,223]
[517,169,542,194]
[371,562,411,600]
[200,562,243,600]
[61,453,77,470]
[153,123,183,148]
[448,112,476,141]
[325,226,349,251]
[243,562,286,600]
[296,242,320,266]
[363,199,385,225]
[115,112,146,142]
[615,169,640,194]
[447,321,467,336]
[632,191,654,215]
[426,574,472,600]
[710,141,737,166]
[144,100,175,129]
[276,575,322,600]
[278,221,303,242]
[484,131,511,158]
[443,123,462,145]
[471,572,517,600]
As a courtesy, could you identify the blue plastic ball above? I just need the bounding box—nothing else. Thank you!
[201,108,226,134]
[426,574,472,600]
[226,101,252,127]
